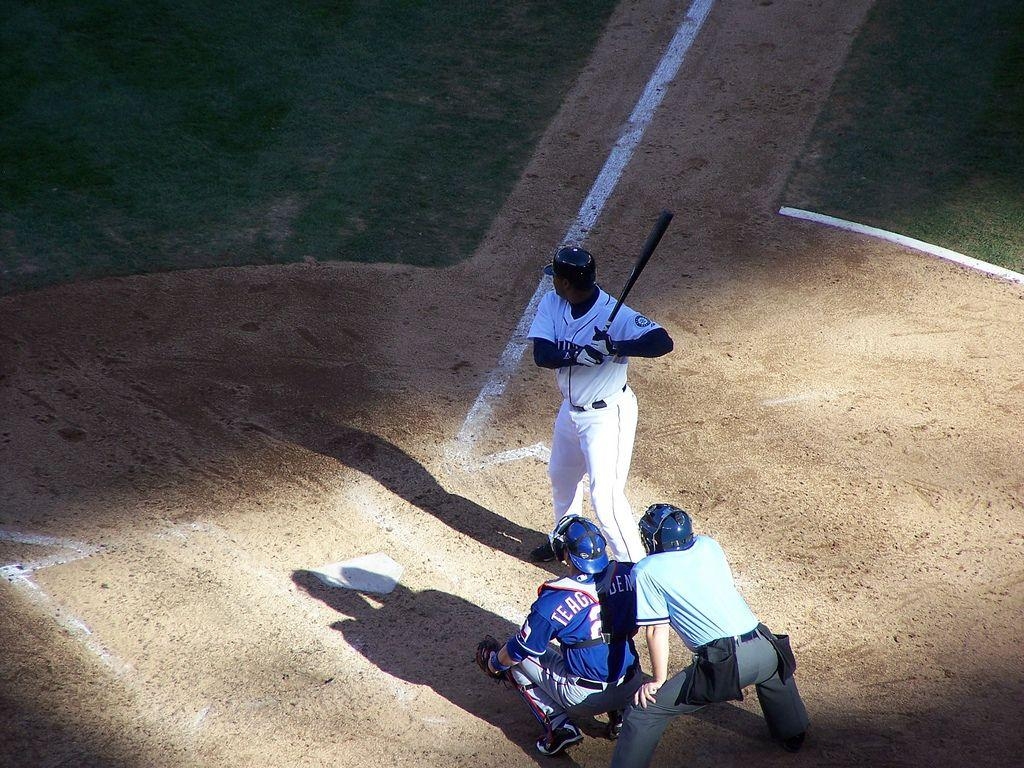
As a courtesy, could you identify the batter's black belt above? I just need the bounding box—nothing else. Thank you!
[575,663,639,691]
[569,384,627,412]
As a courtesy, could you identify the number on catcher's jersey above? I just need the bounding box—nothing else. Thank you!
[585,603,603,641]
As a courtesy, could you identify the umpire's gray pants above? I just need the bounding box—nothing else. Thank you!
[609,632,808,768]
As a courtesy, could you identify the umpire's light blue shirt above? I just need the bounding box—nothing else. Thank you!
[633,535,758,650]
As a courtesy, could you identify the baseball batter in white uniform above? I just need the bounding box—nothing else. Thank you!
[527,246,673,563]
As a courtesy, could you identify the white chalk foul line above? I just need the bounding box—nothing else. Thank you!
[6,574,125,673]
[454,0,716,469]
[779,207,1024,285]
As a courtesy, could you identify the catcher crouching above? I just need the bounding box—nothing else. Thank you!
[474,515,643,756]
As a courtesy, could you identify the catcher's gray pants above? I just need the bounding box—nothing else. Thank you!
[609,633,808,768]
[509,648,643,730]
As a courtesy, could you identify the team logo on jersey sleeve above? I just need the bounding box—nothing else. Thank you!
[634,315,652,328]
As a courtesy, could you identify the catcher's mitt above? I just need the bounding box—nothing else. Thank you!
[475,635,506,681]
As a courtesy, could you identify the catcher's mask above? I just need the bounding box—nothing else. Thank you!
[544,246,596,289]
[639,503,695,555]
[551,515,609,574]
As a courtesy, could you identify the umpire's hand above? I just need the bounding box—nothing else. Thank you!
[635,679,663,708]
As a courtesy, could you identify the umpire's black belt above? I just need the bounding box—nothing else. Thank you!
[570,384,627,412]
[696,627,759,653]
[575,663,639,691]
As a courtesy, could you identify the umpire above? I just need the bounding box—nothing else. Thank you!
[609,504,809,768]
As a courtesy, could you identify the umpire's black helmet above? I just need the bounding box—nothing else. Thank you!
[544,246,596,288]
[639,504,696,555]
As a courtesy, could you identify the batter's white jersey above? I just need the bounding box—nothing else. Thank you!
[527,288,663,407]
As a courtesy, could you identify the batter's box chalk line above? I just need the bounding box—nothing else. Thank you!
[310,552,404,594]
[449,442,551,473]
[0,529,99,580]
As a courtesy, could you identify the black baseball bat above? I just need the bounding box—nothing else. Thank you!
[602,209,673,331]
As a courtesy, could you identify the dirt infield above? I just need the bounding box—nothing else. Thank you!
[2,2,1022,767]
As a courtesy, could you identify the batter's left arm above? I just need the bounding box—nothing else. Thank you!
[610,328,673,358]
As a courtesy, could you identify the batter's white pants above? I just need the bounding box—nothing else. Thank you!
[548,386,647,563]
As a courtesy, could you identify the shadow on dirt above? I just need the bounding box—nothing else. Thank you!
[286,420,559,573]
[689,699,777,740]
[0,696,143,768]
[292,570,587,766]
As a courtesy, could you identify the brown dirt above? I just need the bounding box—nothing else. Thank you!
[2,2,1022,767]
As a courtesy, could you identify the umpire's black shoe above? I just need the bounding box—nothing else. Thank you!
[781,732,806,753]
[530,540,556,562]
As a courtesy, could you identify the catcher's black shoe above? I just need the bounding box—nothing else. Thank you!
[605,709,623,740]
[781,732,806,753]
[530,540,556,562]
[536,723,583,756]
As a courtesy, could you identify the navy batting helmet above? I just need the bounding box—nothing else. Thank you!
[639,504,696,555]
[544,246,596,288]
[551,515,609,574]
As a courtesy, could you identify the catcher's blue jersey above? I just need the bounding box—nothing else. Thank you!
[509,570,637,683]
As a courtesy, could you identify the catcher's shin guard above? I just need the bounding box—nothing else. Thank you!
[508,664,565,730]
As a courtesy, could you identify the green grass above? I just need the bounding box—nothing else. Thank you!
[783,0,1024,273]
[0,0,617,294]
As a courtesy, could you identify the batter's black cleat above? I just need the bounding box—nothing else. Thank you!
[781,732,806,753]
[605,709,623,740]
[530,540,556,562]
[536,723,584,756]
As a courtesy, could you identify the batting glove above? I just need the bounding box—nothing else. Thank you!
[591,326,616,356]
[574,345,604,367]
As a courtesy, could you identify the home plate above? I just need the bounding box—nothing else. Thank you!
[310,553,404,594]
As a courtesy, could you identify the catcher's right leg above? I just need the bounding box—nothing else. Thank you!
[508,661,566,730]
[507,653,583,755]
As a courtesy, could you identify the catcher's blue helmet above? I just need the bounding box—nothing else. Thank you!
[551,515,609,574]
[639,504,695,555]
